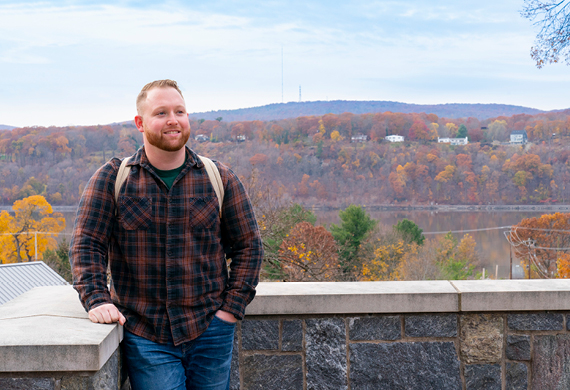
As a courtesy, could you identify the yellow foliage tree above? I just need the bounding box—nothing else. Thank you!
[435,165,456,183]
[330,130,344,142]
[557,253,570,278]
[361,240,406,281]
[0,195,65,263]
[428,123,439,140]
[445,123,458,137]
[318,119,326,135]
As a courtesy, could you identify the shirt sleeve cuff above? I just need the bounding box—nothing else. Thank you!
[220,292,252,320]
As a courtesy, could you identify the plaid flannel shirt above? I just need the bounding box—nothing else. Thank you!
[70,146,263,345]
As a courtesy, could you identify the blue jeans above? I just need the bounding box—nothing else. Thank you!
[122,316,236,390]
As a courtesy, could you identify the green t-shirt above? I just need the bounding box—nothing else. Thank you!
[152,163,185,190]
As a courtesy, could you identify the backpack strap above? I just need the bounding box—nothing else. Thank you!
[115,157,132,211]
[113,155,224,218]
[198,155,224,218]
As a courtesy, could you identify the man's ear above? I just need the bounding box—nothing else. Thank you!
[134,116,144,133]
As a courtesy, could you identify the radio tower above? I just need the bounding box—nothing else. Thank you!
[299,86,301,102]
[281,46,284,103]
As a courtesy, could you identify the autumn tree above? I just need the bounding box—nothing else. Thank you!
[445,123,458,137]
[435,233,479,280]
[408,120,430,141]
[249,153,269,166]
[245,165,318,279]
[509,212,570,278]
[486,120,508,141]
[361,240,407,281]
[279,222,340,281]
[0,195,65,263]
[397,241,441,280]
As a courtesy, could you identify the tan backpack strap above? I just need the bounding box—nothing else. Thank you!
[115,157,132,211]
[198,155,224,218]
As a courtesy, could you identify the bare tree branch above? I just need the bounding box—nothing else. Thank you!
[522,0,570,67]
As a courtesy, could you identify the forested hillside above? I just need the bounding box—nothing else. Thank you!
[189,101,546,122]
[1,109,569,206]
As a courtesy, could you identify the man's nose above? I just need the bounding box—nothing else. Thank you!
[166,112,178,125]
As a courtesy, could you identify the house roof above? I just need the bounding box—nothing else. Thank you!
[0,261,68,305]
[511,130,527,135]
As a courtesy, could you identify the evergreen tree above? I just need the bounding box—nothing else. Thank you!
[394,218,425,245]
[457,124,468,138]
[330,205,377,278]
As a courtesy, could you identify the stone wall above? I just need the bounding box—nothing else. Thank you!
[233,311,570,389]
[3,281,570,389]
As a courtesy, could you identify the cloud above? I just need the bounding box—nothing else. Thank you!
[0,0,568,126]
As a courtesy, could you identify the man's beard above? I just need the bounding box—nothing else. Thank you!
[144,125,190,152]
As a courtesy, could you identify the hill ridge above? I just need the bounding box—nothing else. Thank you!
[189,100,549,122]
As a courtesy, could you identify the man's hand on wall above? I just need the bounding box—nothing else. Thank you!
[88,303,126,325]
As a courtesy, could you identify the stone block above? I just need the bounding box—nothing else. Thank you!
[348,316,400,341]
[460,314,503,364]
[508,312,563,331]
[532,334,570,389]
[242,354,303,390]
[306,318,347,390]
[230,325,240,390]
[506,362,528,390]
[241,320,279,350]
[405,314,457,338]
[349,342,461,389]
[60,349,120,390]
[506,335,531,361]
[282,320,303,352]
[464,364,501,390]
[0,378,54,390]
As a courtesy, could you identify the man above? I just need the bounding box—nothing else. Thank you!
[70,79,263,390]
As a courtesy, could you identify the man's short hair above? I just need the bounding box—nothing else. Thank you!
[136,79,184,115]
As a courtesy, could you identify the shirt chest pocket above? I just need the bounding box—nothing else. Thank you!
[188,197,219,230]
[118,196,153,231]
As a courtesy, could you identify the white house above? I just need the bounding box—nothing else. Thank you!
[194,134,209,142]
[510,130,528,145]
[351,134,368,143]
[438,137,468,145]
[385,135,404,143]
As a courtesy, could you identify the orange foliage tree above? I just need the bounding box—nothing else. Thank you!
[279,222,340,281]
[249,153,269,166]
[508,213,570,278]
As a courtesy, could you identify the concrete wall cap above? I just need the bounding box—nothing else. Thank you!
[247,281,459,315]
[0,286,121,372]
[451,279,570,311]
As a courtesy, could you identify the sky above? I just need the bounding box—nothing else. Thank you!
[1,0,569,127]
